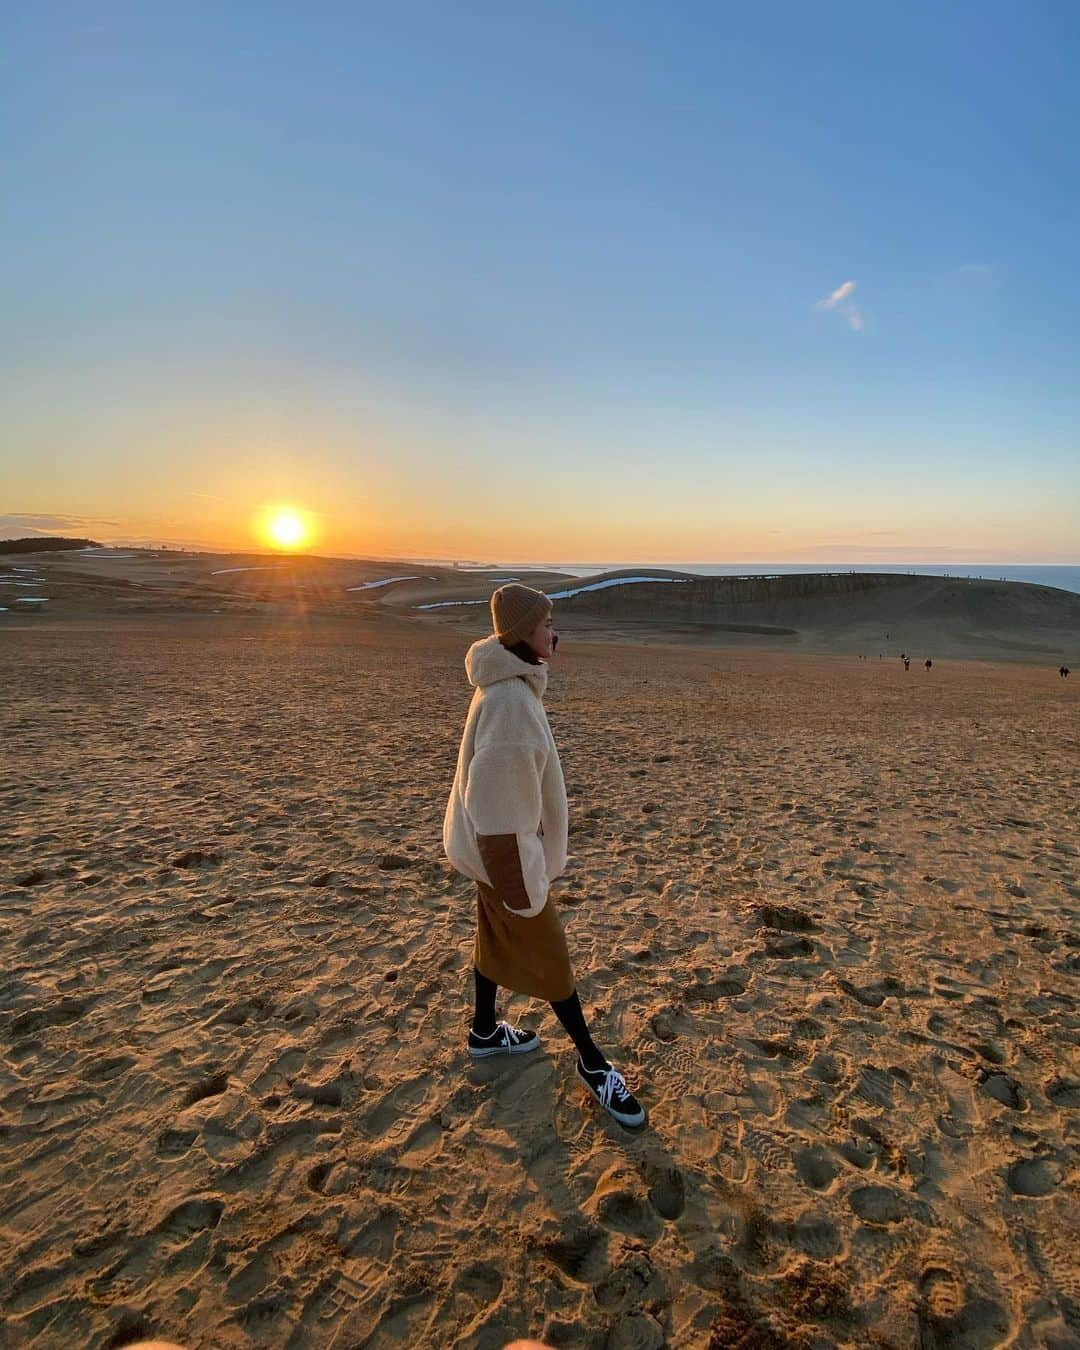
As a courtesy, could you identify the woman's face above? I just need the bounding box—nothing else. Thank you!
[526,610,557,660]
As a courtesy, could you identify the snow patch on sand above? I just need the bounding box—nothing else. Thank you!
[547,576,688,599]
[347,576,419,591]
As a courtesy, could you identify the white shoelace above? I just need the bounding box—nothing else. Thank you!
[595,1067,632,1109]
[475,1022,526,1048]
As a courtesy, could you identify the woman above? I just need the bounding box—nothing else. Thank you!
[443,583,645,1128]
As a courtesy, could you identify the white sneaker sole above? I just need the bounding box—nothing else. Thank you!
[468,1035,540,1059]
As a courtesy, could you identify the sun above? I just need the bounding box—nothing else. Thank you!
[269,511,305,548]
[255,505,317,552]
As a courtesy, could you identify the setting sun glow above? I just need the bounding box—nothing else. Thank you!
[255,506,317,552]
[269,512,304,547]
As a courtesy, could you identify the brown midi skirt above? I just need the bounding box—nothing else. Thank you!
[473,881,576,1002]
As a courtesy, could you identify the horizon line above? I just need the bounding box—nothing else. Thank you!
[8,539,1078,570]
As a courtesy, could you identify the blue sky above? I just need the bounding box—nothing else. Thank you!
[2,1,1078,562]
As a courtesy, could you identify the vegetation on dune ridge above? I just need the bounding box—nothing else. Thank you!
[0,536,103,554]
[557,569,1080,620]
[541,571,1080,659]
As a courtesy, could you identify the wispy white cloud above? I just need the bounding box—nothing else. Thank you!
[821,280,855,305]
[816,279,864,332]
[0,512,120,537]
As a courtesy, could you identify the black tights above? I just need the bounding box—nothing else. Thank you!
[472,968,607,1071]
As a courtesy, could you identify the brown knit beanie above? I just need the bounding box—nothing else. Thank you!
[491,583,552,646]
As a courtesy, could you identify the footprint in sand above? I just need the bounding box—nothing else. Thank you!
[685,968,751,1003]
[589,1165,663,1241]
[836,976,904,1008]
[689,1246,741,1296]
[604,1311,666,1349]
[201,1105,261,1163]
[754,902,820,933]
[1026,1224,1080,1336]
[932,1059,982,1139]
[917,1283,1013,1347]
[541,1224,609,1285]
[644,1164,685,1220]
[453,1259,503,1302]
[749,1036,801,1064]
[6,1262,74,1316]
[594,1252,667,1320]
[237,1292,294,1335]
[764,932,816,959]
[5,1038,42,1068]
[930,974,968,1002]
[359,1076,432,1139]
[648,1006,689,1042]
[291,1077,345,1107]
[225,1254,270,1307]
[306,1158,363,1196]
[340,1206,400,1263]
[251,1047,308,1093]
[667,1043,702,1079]
[171,848,222,869]
[790,1212,843,1261]
[209,999,267,1028]
[741,1123,791,1176]
[10,997,94,1036]
[82,1053,135,1082]
[853,1064,895,1110]
[807,1050,850,1087]
[918,1267,970,1337]
[155,1196,225,1245]
[978,1069,1025,1110]
[849,1184,932,1227]
[182,1070,229,1108]
[1005,1157,1063,1197]
[219,1117,322,1188]
[794,1145,838,1192]
[1045,1076,1080,1108]
[280,996,319,1028]
[399,1117,443,1164]
[849,1185,911,1227]
[156,1127,198,1159]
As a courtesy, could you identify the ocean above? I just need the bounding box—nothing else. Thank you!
[518,563,1080,596]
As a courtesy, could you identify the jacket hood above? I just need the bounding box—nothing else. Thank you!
[465,634,549,697]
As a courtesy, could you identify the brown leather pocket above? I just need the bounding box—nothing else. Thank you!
[476,833,532,912]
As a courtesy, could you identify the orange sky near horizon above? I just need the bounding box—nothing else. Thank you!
[3,497,1074,566]
[4,414,1076,566]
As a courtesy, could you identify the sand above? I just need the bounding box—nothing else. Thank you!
[1,616,1077,1348]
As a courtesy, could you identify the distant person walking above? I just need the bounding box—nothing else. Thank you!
[443,584,645,1127]
[1060,665,1070,678]
[925,658,933,671]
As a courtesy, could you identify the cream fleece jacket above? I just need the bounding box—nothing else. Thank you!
[443,635,569,917]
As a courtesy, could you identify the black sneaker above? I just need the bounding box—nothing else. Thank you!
[467,1021,541,1058]
[576,1057,646,1127]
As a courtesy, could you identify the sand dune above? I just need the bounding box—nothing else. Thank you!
[538,572,1080,664]
[1,616,1077,1347]
[1,552,1075,669]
